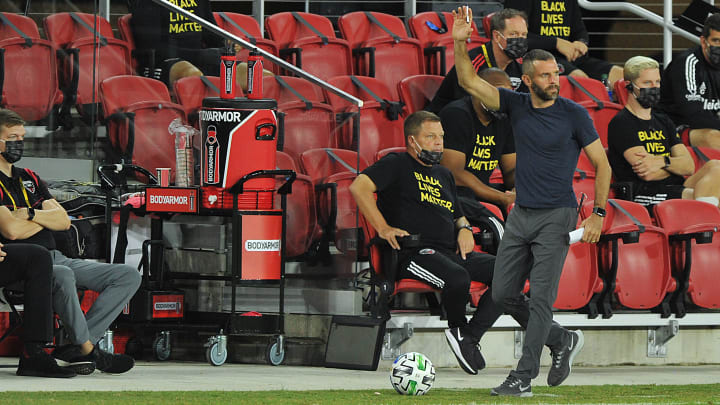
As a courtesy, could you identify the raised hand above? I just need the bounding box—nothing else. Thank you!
[452,6,474,42]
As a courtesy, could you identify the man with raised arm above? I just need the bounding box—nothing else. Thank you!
[452,6,611,397]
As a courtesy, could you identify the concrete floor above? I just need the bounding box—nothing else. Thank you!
[0,359,718,392]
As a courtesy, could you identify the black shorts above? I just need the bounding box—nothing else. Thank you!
[151,48,222,85]
[557,54,614,81]
[632,184,685,207]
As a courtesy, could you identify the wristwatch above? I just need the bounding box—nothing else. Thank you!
[27,207,35,221]
[663,156,671,169]
[592,207,606,217]
[458,224,474,233]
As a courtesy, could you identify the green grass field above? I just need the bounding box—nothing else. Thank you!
[1,385,718,404]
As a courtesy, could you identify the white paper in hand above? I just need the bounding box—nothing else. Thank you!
[568,228,585,244]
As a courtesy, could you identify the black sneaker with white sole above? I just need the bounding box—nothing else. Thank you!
[490,374,533,397]
[547,329,585,386]
[53,345,96,375]
[444,327,484,375]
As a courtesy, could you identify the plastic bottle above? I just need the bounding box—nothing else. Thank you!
[247,51,263,99]
[220,46,237,99]
[168,118,198,187]
[601,73,614,102]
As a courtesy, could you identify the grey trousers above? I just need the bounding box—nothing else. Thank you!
[492,205,577,381]
[51,250,142,345]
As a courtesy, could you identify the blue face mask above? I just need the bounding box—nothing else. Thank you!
[1,140,23,163]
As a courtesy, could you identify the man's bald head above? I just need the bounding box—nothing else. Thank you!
[478,68,512,89]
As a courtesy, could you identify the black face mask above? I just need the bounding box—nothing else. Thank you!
[708,45,720,67]
[633,86,661,109]
[1,140,24,163]
[498,33,528,59]
[412,136,443,165]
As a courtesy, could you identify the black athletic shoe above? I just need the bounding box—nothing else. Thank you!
[92,346,135,374]
[490,374,533,397]
[444,327,485,375]
[17,351,77,378]
[547,329,585,387]
[53,345,96,375]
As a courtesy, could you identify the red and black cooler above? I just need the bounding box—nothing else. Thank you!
[200,98,278,210]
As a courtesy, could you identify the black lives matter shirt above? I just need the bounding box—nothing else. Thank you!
[504,0,589,52]
[362,153,463,250]
[439,97,514,188]
[607,108,684,187]
[0,166,56,250]
[426,43,525,114]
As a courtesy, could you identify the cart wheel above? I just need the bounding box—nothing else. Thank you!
[153,335,171,361]
[266,341,285,366]
[205,342,227,366]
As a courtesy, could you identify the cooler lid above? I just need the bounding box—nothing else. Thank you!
[202,97,277,110]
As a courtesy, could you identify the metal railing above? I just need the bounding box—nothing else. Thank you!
[578,0,700,67]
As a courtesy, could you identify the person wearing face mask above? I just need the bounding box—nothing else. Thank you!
[438,68,516,254]
[609,56,720,208]
[659,13,720,149]
[504,0,624,86]
[426,8,529,113]
[0,109,141,376]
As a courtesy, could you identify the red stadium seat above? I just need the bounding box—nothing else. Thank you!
[408,11,486,75]
[338,11,424,100]
[265,12,352,80]
[359,214,487,318]
[213,12,280,74]
[375,146,407,162]
[613,79,630,106]
[0,12,63,123]
[325,76,405,162]
[99,75,187,182]
[654,199,720,315]
[583,199,676,317]
[263,76,337,165]
[578,100,623,148]
[173,76,235,126]
[275,151,321,259]
[559,76,611,103]
[44,12,132,119]
[688,146,720,174]
[556,214,604,313]
[300,148,369,255]
[397,74,444,114]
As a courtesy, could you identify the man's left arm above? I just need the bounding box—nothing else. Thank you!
[25,199,71,231]
[581,139,611,243]
[454,216,474,260]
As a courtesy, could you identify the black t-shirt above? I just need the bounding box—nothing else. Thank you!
[129,0,224,66]
[498,88,598,208]
[426,43,525,113]
[439,96,515,188]
[362,153,463,250]
[503,0,590,51]
[607,108,684,186]
[0,166,56,250]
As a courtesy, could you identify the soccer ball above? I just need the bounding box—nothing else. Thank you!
[389,352,435,395]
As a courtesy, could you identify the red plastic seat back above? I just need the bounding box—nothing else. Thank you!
[555,214,602,309]
[44,12,116,47]
[173,76,234,125]
[213,12,280,73]
[613,80,630,106]
[375,146,406,162]
[687,146,720,174]
[398,75,444,114]
[654,199,720,309]
[100,75,187,179]
[276,151,320,258]
[578,100,623,148]
[263,76,327,104]
[409,11,485,47]
[117,14,135,49]
[299,148,369,185]
[265,12,337,49]
[325,76,398,110]
[338,11,410,49]
[559,76,611,103]
[0,13,63,121]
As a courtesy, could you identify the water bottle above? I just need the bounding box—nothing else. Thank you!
[247,51,263,99]
[601,73,614,102]
[220,46,237,99]
[168,118,198,187]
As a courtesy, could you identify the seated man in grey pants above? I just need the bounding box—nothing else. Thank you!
[0,109,141,375]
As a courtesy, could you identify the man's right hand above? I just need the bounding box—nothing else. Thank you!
[557,38,580,62]
[378,226,410,250]
[0,242,6,262]
[452,6,473,42]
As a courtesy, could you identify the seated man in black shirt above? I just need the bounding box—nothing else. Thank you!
[427,8,529,113]
[1,243,76,378]
[350,111,572,377]
[439,68,516,253]
[504,0,623,86]
[128,0,272,88]
[608,56,720,208]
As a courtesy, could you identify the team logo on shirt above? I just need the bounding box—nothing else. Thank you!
[419,248,436,255]
[22,180,35,194]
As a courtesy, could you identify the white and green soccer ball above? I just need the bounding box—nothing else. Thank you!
[390,352,436,395]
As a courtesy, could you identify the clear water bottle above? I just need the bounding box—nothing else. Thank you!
[168,118,198,187]
[601,73,614,102]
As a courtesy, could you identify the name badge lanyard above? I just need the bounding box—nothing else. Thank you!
[0,178,32,211]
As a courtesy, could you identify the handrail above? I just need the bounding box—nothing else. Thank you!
[150,0,364,108]
[578,0,700,67]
